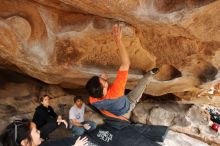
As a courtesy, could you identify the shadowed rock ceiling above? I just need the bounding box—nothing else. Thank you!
[0,0,219,104]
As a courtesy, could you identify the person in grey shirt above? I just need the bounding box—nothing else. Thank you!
[69,96,96,136]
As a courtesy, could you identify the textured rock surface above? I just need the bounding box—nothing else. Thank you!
[0,0,219,103]
[132,101,220,145]
[0,0,220,144]
[154,64,182,81]
[163,131,210,146]
[0,69,103,134]
[0,69,212,145]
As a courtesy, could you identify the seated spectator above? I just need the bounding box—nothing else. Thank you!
[0,118,88,146]
[69,96,96,136]
[32,95,68,140]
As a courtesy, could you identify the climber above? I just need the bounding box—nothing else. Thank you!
[85,24,159,121]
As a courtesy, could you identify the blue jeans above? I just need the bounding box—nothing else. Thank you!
[72,121,96,136]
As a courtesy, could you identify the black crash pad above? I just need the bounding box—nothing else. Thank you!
[40,122,168,146]
[86,123,168,146]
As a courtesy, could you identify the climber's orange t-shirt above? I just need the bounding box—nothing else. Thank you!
[89,70,128,120]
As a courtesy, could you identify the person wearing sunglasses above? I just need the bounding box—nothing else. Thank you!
[0,119,88,146]
[32,95,68,141]
[86,24,159,121]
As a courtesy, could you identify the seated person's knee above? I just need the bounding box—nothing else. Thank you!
[73,127,85,136]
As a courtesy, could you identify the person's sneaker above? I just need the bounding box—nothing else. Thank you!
[150,67,159,75]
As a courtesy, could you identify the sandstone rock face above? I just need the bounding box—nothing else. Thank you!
[132,101,220,145]
[0,69,213,145]
[0,69,103,134]
[155,64,182,81]
[0,0,219,103]
[163,131,209,146]
[149,107,176,126]
[0,0,220,144]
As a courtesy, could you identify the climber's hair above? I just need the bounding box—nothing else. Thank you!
[85,76,103,98]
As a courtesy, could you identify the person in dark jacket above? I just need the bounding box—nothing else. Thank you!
[32,95,68,140]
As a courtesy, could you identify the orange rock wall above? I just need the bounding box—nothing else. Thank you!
[0,0,219,100]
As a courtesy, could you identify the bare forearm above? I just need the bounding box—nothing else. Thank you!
[71,120,82,127]
[112,24,130,71]
[117,41,130,71]
[74,123,82,127]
